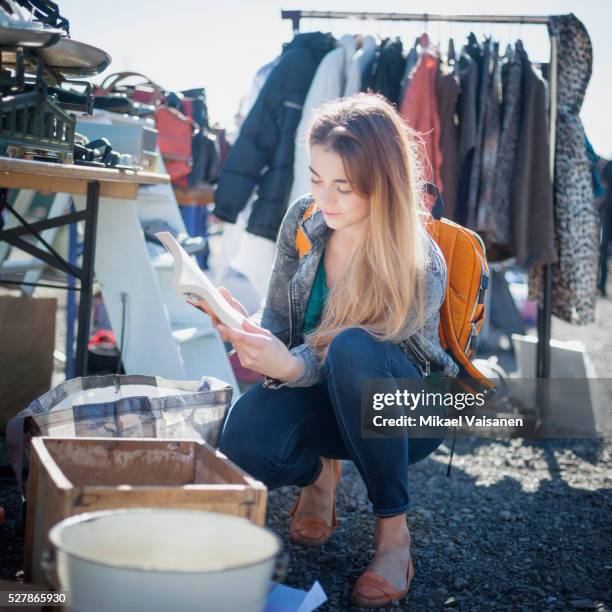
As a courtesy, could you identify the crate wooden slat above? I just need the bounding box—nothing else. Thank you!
[25,437,267,585]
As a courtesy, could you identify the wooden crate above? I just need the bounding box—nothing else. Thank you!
[25,437,267,584]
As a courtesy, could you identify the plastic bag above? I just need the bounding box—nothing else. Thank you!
[6,374,233,497]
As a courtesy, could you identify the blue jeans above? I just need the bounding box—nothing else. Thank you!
[217,327,445,517]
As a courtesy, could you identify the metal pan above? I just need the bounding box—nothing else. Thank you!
[37,38,112,77]
[0,24,62,48]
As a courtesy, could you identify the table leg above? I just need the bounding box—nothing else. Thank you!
[74,181,100,377]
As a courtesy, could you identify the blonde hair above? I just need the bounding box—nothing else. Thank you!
[304,92,428,362]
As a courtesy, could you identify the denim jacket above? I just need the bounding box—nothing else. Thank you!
[249,195,460,388]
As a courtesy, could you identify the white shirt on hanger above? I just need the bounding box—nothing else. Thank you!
[344,35,376,97]
[288,34,359,206]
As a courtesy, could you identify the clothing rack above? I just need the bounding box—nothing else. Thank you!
[281,9,558,383]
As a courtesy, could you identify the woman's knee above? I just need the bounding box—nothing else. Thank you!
[324,327,382,366]
[323,327,421,380]
[331,326,376,350]
[218,427,279,485]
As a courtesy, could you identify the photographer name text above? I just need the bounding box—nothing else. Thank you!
[372,414,524,428]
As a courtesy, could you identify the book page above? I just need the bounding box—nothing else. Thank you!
[155,232,246,329]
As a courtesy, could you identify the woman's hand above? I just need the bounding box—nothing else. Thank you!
[215,318,304,382]
[187,287,248,326]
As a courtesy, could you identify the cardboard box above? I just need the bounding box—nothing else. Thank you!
[0,295,56,433]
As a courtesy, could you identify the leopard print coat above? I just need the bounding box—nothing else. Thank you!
[529,13,599,325]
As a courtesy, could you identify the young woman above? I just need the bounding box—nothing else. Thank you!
[191,93,458,608]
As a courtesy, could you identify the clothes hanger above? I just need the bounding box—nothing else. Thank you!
[390,18,401,46]
[448,37,456,64]
[505,21,512,54]
[413,14,429,51]
[478,21,485,43]
[417,31,436,60]
[446,19,459,66]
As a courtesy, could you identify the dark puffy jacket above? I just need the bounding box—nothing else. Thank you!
[213,32,336,241]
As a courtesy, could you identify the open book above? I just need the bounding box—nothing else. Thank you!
[155,231,247,329]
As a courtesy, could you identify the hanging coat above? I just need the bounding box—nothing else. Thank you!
[243,57,279,119]
[217,57,280,296]
[288,35,357,205]
[398,44,420,105]
[455,49,479,226]
[361,38,406,105]
[400,49,443,205]
[511,45,557,271]
[436,61,460,220]
[476,43,502,233]
[213,32,336,242]
[529,14,598,325]
[344,35,376,96]
[465,37,492,229]
[486,46,523,253]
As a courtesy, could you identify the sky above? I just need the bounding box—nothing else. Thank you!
[61,0,612,157]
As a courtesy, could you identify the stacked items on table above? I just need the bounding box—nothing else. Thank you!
[0,0,113,165]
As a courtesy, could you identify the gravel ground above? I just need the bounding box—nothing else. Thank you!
[1,289,611,611]
[266,438,611,611]
[0,465,25,584]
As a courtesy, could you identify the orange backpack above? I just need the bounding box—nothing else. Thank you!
[294,199,493,387]
[424,215,493,387]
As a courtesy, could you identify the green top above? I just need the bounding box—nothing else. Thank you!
[303,253,329,335]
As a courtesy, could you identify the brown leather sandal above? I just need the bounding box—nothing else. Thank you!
[350,554,415,608]
[289,459,342,547]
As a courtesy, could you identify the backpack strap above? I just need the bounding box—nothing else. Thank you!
[423,182,444,220]
[295,200,317,258]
